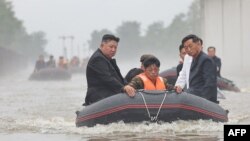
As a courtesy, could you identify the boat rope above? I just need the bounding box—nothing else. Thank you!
[139,91,167,122]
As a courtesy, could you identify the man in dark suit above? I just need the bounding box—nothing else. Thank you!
[207,46,222,77]
[181,34,218,103]
[84,34,135,105]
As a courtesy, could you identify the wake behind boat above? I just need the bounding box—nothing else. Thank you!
[75,90,228,127]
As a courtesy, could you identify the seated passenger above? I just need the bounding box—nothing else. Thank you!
[125,54,155,83]
[70,56,80,67]
[58,56,68,69]
[46,55,56,68]
[34,55,46,72]
[124,57,173,94]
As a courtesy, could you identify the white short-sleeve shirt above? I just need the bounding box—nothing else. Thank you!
[175,54,193,89]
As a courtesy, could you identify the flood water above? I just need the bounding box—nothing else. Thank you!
[0,67,250,141]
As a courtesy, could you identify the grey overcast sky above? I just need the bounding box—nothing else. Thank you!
[9,0,193,57]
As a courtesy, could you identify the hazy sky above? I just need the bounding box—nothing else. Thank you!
[9,0,193,58]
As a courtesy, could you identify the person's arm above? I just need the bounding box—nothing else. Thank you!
[176,64,182,77]
[123,77,142,97]
[218,58,222,70]
[175,69,186,88]
[127,77,144,90]
[217,58,222,76]
[175,55,189,92]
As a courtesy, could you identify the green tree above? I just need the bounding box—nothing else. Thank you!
[143,22,167,53]
[27,32,47,59]
[158,0,202,58]
[164,13,190,56]
[86,0,202,62]
[0,0,23,47]
[88,29,113,51]
[0,0,47,60]
[186,0,202,36]
[115,21,141,59]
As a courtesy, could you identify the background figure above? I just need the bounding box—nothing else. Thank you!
[176,44,186,77]
[125,54,155,83]
[58,56,68,69]
[70,56,80,67]
[207,46,222,77]
[46,55,56,68]
[34,55,46,72]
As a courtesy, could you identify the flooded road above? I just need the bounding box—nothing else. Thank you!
[0,68,250,141]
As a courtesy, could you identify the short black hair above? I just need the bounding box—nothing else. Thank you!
[199,38,203,45]
[179,44,184,52]
[207,46,216,51]
[102,34,120,42]
[140,54,155,63]
[182,34,202,45]
[143,57,160,68]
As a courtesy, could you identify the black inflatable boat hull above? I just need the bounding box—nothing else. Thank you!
[76,91,228,127]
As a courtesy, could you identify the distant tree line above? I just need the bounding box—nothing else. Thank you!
[87,0,202,61]
[0,0,47,60]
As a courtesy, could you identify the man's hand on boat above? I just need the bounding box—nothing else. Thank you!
[123,85,136,97]
[174,85,183,94]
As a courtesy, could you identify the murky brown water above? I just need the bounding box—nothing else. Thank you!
[0,67,250,141]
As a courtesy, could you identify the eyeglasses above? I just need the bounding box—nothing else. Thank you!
[145,67,159,73]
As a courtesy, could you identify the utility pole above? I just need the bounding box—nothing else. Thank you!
[68,36,74,59]
[77,44,80,59]
[83,43,86,58]
[59,36,67,59]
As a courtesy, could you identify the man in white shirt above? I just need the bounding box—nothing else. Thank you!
[175,54,192,92]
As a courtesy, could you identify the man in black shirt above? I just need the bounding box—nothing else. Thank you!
[207,46,222,77]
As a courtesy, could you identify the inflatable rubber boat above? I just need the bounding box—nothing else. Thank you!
[29,68,72,81]
[75,90,228,127]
